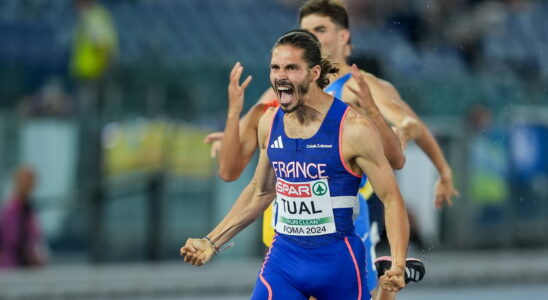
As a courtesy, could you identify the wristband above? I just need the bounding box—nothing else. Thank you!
[203,236,235,254]
[203,236,219,254]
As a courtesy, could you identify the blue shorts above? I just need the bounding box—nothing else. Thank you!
[251,234,370,300]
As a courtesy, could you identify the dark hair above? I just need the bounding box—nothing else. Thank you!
[273,30,339,89]
[299,0,349,29]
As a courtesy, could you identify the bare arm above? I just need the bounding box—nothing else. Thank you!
[217,104,262,181]
[343,112,409,291]
[180,109,277,266]
[345,65,405,169]
[211,65,277,181]
[365,76,423,145]
[380,80,459,208]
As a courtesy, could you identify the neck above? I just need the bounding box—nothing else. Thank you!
[286,87,333,125]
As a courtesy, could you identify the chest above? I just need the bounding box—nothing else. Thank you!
[283,118,322,139]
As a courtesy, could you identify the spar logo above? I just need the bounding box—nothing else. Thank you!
[276,180,311,198]
[312,181,328,196]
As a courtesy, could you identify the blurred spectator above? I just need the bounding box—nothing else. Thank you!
[441,1,504,68]
[70,0,118,113]
[466,104,510,224]
[18,76,73,118]
[70,0,117,82]
[0,166,48,269]
[70,1,118,263]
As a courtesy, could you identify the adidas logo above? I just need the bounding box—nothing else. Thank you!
[271,136,284,149]
[406,266,421,282]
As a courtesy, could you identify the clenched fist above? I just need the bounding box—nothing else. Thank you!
[379,264,406,293]
[180,238,216,266]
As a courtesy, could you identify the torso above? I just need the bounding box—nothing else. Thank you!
[265,98,361,247]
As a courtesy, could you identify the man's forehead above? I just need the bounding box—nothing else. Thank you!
[300,14,336,28]
[271,46,305,64]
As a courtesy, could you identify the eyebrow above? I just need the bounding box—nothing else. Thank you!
[312,25,327,31]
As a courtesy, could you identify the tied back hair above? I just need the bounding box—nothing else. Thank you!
[273,29,339,89]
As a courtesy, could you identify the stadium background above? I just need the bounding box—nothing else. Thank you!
[0,0,547,299]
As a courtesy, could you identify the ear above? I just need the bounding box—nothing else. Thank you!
[338,29,350,47]
[310,65,321,83]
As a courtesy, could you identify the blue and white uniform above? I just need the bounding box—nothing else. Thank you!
[251,98,368,300]
[325,73,382,293]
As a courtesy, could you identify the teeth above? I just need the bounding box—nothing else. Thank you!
[277,87,291,91]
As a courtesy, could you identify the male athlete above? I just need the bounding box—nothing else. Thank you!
[206,2,457,296]
[182,30,409,300]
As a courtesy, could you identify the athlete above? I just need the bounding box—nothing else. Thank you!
[182,30,409,300]
[206,1,457,298]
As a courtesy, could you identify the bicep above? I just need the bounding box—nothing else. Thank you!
[351,124,400,201]
[253,109,277,201]
[239,105,264,164]
[253,146,276,200]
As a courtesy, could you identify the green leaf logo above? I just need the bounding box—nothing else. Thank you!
[312,182,328,196]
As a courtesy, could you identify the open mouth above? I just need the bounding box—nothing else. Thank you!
[276,85,295,106]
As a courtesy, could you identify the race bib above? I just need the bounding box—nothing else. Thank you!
[274,178,336,236]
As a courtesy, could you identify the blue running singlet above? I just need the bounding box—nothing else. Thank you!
[324,72,352,99]
[252,98,369,300]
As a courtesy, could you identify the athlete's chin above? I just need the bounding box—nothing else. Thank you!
[280,103,298,113]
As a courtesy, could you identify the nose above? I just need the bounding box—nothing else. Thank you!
[275,69,288,81]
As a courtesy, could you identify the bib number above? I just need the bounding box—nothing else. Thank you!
[274,178,336,236]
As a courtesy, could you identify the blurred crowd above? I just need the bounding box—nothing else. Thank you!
[0,0,545,118]
[0,0,546,269]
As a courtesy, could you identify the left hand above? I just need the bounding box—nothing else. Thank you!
[434,175,460,209]
[228,62,252,115]
[379,264,406,292]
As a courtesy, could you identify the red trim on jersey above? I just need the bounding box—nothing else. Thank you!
[262,99,280,112]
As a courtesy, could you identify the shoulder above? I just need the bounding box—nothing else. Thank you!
[342,107,377,140]
[344,69,382,93]
[341,108,382,159]
[378,77,395,89]
[358,70,383,87]
[258,107,278,126]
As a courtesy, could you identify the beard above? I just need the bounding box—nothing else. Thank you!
[275,78,310,113]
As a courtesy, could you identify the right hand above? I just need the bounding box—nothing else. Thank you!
[379,264,406,292]
[180,238,215,266]
[434,171,460,209]
[228,62,253,114]
[204,132,224,158]
[346,64,377,114]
